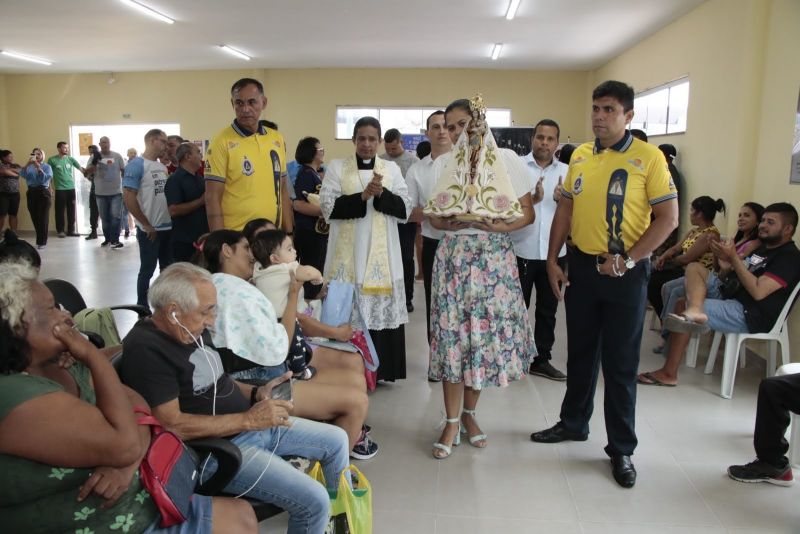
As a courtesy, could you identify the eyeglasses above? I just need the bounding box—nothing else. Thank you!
[316,147,325,152]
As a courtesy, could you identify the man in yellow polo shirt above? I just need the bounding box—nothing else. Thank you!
[205,78,292,232]
[531,81,678,488]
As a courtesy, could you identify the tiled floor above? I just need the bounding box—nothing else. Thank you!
[32,232,798,534]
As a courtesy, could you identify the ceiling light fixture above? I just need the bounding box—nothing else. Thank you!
[505,0,521,20]
[119,0,175,24]
[491,43,503,61]
[219,45,251,61]
[0,50,52,66]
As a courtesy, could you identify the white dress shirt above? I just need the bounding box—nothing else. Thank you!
[510,153,568,260]
[406,155,444,240]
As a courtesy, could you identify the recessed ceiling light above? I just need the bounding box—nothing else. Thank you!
[506,0,521,20]
[0,50,52,66]
[119,0,175,24]
[219,45,251,61]
[491,43,504,61]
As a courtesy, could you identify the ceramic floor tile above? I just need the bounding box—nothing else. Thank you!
[25,232,796,533]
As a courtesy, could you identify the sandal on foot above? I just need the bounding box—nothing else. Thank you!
[664,313,710,334]
[432,418,461,459]
[461,409,487,448]
[637,371,677,387]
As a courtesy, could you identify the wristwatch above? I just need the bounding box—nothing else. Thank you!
[621,253,636,270]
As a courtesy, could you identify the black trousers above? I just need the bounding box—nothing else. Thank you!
[172,240,196,263]
[754,373,800,467]
[373,325,406,381]
[88,184,99,231]
[26,187,52,246]
[516,256,565,361]
[54,188,76,234]
[398,222,416,304]
[559,249,650,456]
[421,236,440,343]
[294,226,328,299]
[647,266,683,317]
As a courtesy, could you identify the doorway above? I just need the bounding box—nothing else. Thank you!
[68,123,180,234]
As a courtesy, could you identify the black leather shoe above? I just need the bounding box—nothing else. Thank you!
[530,424,588,443]
[610,454,637,488]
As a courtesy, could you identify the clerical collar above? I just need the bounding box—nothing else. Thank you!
[356,156,375,170]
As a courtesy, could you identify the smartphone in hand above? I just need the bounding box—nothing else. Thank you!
[270,379,293,402]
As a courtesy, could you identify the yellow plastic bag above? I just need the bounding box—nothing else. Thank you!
[309,462,372,534]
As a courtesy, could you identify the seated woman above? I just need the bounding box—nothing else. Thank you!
[652,202,764,353]
[197,230,376,459]
[647,195,724,318]
[0,259,255,534]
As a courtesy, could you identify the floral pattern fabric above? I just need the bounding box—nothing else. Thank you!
[428,232,536,388]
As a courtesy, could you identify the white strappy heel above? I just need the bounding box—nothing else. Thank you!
[432,417,461,459]
[461,408,487,448]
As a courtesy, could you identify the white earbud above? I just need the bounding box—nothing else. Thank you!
[171,310,178,323]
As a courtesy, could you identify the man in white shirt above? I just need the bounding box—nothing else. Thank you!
[511,119,568,381]
[406,112,452,356]
[123,128,173,307]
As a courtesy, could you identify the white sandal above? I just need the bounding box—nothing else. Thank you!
[432,418,461,459]
[461,409,487,448]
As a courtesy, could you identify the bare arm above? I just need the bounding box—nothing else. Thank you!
[293,198,322,217]
[123,188,156,240]
[205,180,225,231]
[151,397,292,441]
[280,275,303,343]
[408,206,424,223]
[628,199,679,263]
[0,328,143,468]
[168,196,205,218]
[281,176,293,233]
[712,240,783,301]
[546,196,573,299]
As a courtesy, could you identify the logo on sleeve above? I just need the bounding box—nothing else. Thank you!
[573,175,583,196]
[242,156,254,176]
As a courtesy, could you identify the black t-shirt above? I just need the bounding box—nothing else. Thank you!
[734,241,800,333]
[120,319,250,416]
[293,165,328,234]
[164,167,209,244]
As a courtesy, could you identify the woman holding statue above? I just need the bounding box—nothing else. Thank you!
[426,97,539,459]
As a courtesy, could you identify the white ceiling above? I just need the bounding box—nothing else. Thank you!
[0,0,706,73]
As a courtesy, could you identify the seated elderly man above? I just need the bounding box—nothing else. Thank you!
[120,262,350,534]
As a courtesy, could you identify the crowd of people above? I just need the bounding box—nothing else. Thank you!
[2,76,800,533]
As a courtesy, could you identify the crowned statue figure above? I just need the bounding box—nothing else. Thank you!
[423,93,523,222]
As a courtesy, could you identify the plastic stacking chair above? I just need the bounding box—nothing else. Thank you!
[703,282,800,399]
[775,363,800,468]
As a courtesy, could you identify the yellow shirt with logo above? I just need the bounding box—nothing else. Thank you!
[205,123,287,231]
[562,136,676,255]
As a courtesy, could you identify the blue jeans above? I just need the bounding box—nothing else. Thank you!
[136,228,173,307]
[96,194,122,243]
[200,418,349,534]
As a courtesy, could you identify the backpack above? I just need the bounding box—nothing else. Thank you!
[74,307,122,348]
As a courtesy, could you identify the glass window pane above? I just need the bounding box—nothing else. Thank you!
[378,108,424,135]
[667,81,690,134]
[336,107,378,139]
[633,90,668,136]
[486,108,512,127]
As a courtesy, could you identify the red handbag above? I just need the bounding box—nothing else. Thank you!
[135,408,199,527]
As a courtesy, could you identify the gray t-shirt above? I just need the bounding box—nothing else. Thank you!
[93,151,125,196]
[379,150,418,178]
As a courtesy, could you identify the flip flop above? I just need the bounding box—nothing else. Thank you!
[637,372,677,387]
[664,313,711,334]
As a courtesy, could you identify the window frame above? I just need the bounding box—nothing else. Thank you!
[630,77,690,137]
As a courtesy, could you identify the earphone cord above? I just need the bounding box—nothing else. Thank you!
[174,316,220,484]
[173,313,281,498]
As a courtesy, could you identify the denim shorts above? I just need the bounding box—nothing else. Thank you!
[142,494,213,534]
[703,298,749,333]
[231,361,288,383]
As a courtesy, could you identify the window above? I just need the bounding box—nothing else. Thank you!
[630,78,689,136]
[335,106,512,139]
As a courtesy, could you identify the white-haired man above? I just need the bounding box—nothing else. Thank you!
[120,262,349,533]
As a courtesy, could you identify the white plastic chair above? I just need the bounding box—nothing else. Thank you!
[702,282,800,399]
[775,363,800,468]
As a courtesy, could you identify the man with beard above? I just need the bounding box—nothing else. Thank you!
[638,202,800,387]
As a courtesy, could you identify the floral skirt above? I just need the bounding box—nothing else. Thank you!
[428,232,535,389]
